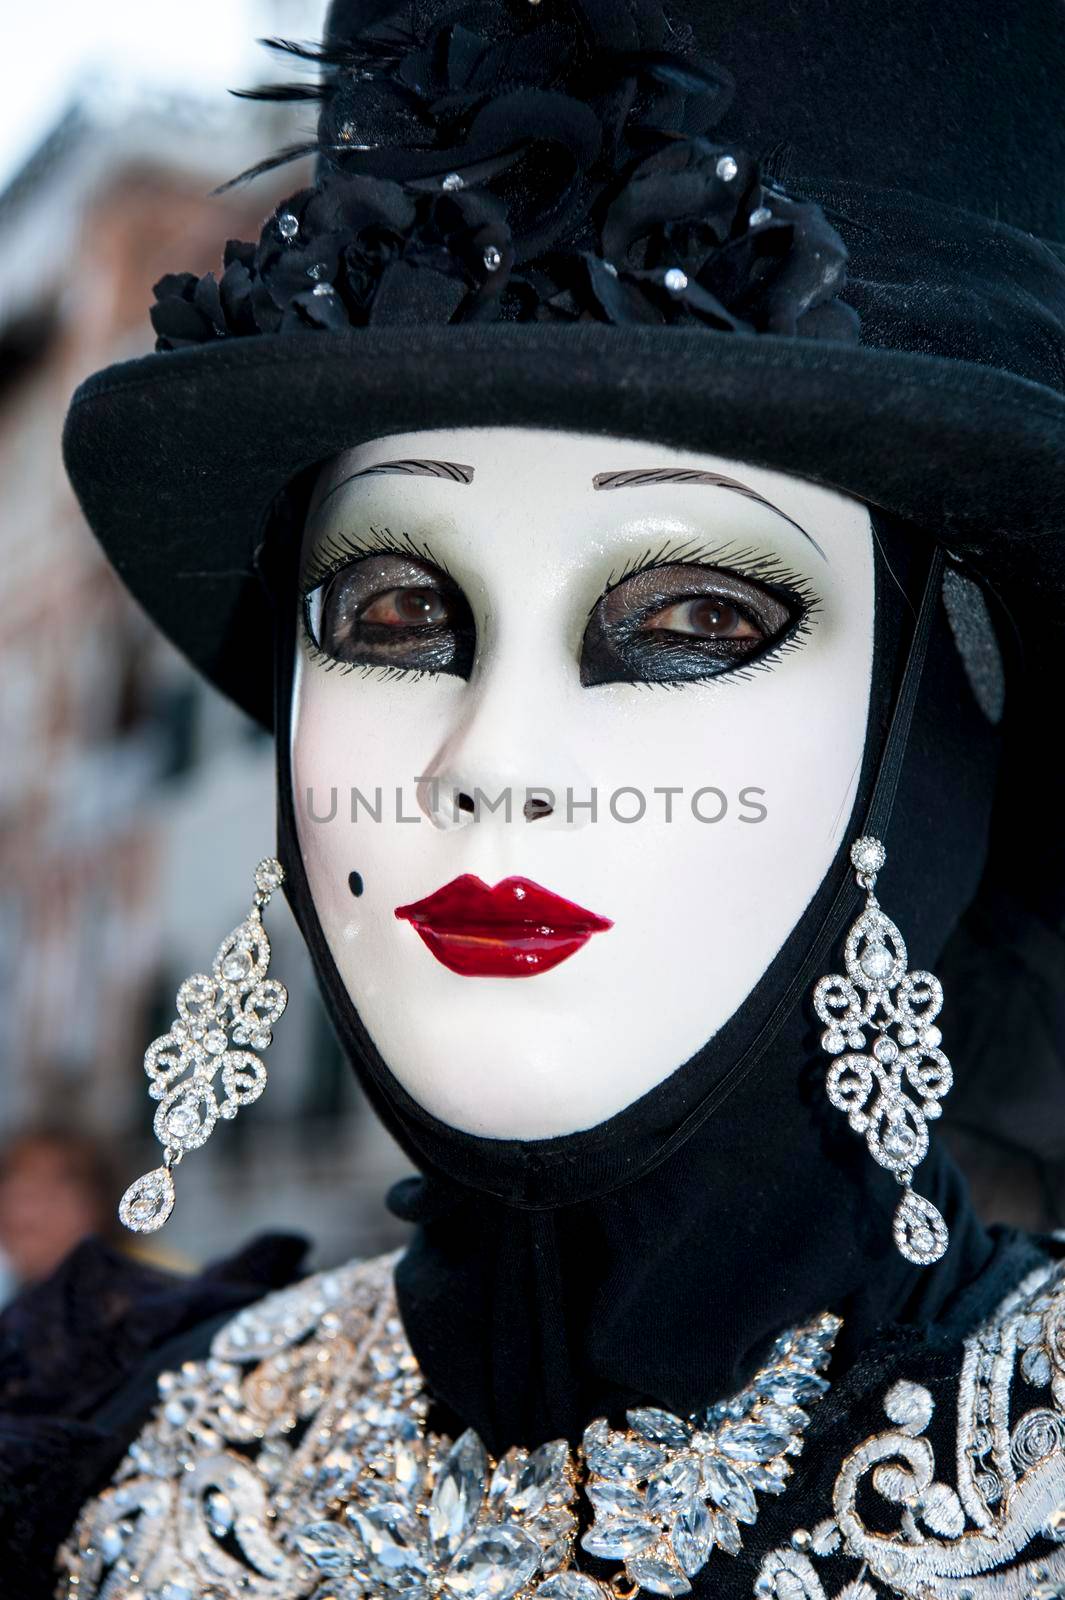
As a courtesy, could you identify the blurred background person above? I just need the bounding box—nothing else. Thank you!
[0,1124,119,1301]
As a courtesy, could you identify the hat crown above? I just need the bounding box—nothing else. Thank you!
[322,0,1065,239]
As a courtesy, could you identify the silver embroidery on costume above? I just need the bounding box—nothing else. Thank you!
[55,1253,839,1600]
[754,1257,1065,1599]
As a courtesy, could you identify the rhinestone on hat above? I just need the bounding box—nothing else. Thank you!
[441,172,465,191]
[277,212,299,242]
[664,267,689,294]
[483,245,503,272]
[716,154,739,182]
[749,206,773,226]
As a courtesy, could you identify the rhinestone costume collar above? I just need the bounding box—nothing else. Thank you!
[57,1254,839,1600]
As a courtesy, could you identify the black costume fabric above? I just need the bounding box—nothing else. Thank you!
[0,1232,308,1595]
[269,510,1004,1456]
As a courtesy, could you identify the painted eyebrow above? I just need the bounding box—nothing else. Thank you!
[592,468,826,560]
[314,458,474,518]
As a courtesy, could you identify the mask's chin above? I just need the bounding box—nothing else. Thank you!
[286,426,876,1140]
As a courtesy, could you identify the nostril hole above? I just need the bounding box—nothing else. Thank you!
[455,792,476,814]
[524,798,553,822]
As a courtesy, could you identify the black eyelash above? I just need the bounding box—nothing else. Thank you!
[299,524,453,593]
[299,525,456,680]
[714,612,816,687]
[595,535,820,614]
[300,635,438,684]
[588,535,822,688]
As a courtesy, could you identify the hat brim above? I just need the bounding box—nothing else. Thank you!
[63,323,1065,729]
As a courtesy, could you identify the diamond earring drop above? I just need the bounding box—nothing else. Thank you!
[118,859,288,1233]
[813,838,953,1265]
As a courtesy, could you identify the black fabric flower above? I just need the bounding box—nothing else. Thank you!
[589,141,859,337]
[151,0,857,350]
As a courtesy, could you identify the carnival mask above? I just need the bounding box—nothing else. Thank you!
[290,428,874,1137]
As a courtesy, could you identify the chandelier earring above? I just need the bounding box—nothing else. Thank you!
[117,858,288,1234]
[813,837,953,1266]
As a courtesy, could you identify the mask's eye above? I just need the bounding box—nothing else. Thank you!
[304,552,475,677]
[580,561,806,686]
[643,597,762,641]
[359,586,455,627]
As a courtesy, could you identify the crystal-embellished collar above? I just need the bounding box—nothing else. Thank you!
[57,1254,840,1600]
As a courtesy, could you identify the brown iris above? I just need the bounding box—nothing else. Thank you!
[359,586,454,626]
[644,596,760,640]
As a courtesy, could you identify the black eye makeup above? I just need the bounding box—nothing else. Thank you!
[579,539,818,687]
[300,529,818,686]
[301,528,475,678]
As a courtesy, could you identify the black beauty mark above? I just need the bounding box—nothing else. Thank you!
[348,871,364,897]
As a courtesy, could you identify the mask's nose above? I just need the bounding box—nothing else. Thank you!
[414,668,594,833]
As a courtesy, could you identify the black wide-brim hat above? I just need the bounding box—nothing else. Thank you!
[64,0,1065,731]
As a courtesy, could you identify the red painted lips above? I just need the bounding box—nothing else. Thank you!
[394,875,613,977]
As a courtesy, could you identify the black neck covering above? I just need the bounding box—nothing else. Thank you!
[269,501,1000,1455]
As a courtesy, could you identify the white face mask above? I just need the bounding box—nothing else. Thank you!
[290,427,874,1139]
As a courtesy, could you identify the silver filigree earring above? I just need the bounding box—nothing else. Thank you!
[814,837,953,1266]
[118,858,288,1234]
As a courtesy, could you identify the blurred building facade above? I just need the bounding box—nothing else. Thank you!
[0,5,409,1282]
